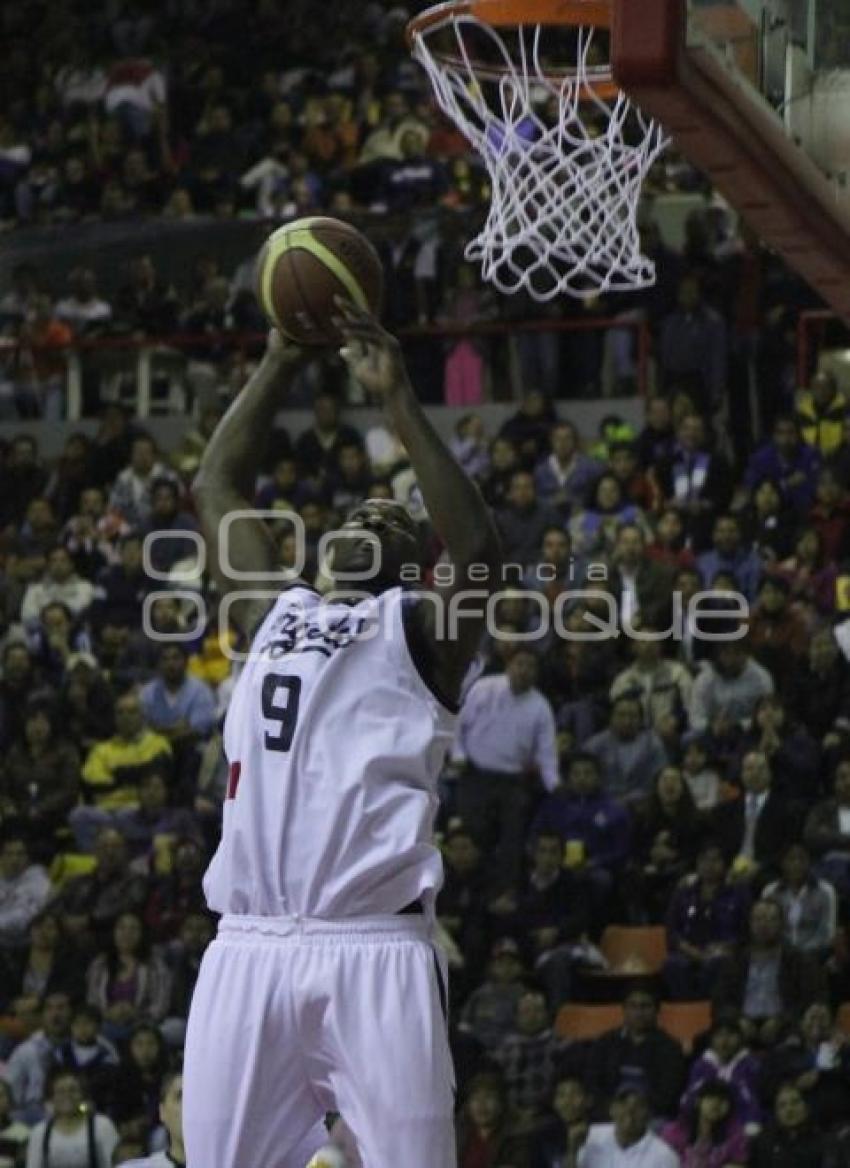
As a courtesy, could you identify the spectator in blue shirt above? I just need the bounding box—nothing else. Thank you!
[697,514,763,602]
[139,645,216,790]
[584,696,669,807]
[533,421,602,520]
[745,415,821,514]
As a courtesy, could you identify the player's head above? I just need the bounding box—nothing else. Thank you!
[330,499,420,593]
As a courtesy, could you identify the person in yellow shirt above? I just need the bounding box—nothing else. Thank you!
[187,623,234,689]
[82,691,171,809]
[796,370,848,456]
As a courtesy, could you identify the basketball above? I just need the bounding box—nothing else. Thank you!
[255,216,384,346]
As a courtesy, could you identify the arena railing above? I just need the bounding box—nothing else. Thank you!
[0,315,652,421]
[797,309,850,387]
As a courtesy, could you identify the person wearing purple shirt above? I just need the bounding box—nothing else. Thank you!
[682,1018,763,1129]
[530,752,631,916]
[744,415,821,514]
[70,770,205,855]
[664,843,751,1000]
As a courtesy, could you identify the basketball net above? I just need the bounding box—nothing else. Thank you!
[409,11,668,300]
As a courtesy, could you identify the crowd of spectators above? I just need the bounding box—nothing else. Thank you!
[4,0,829,426]
[2,359,850,1164]
[0,1,484,228]
[0,196,826,423]
[0,0,725,233]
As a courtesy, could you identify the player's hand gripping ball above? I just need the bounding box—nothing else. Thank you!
[256,216,383,346]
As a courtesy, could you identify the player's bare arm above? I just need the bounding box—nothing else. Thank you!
[336,298,502,700]
[192,332,308,638]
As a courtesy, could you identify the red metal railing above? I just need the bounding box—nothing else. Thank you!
[796,309,847,387]
[0,315,650,420]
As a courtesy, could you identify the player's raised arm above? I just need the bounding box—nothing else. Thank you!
[336,299,501,699]
[192,330,308,638]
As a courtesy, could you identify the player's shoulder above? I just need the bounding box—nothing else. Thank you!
[255,579,321,620]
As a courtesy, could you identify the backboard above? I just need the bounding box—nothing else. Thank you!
[612,0,850,321]
[689,0,850,186]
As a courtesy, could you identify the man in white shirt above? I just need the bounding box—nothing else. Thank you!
[576,1085,680,1167]
[688,641,774,735]
[54,268,112,333]
[108,435,178,528]
[610,633,693,740]
[20,546,95,628]
[454,647,558,889]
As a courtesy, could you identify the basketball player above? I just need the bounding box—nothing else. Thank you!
[182,298,501,1168]
[119,1072,184,1166]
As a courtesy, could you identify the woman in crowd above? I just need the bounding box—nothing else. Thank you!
[630,765,704,922]
[661,1080,748,1168]
[480,436,519,509]
[749,1082,826,1168]
[569,473,649,557]
[24,1069,119,1168]
[741,478,797,563]
[456,1073,529,1168]
[0,910,81,1018]
[646,508,696,571]
[729,694,822,804]
[57,656,114,756]
[778,528,839,617]
[680,735,726,812]
[0,703,79,859]
[808,467,850,564]
[85,913,171,1041]
[528,1076,591,1168]
[96,1022,169,1148]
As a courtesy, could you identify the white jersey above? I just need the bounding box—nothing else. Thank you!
[204,585,457,919]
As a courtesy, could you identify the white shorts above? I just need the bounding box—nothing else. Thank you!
[183,912,457,1168]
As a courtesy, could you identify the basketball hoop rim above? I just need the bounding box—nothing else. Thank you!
[406,0,612,38]
[406,0,619,100]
